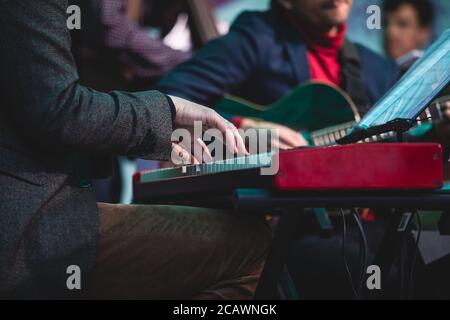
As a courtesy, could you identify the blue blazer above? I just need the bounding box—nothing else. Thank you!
[157,6,398,115]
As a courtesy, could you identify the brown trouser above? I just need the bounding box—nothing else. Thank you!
[87,203,272,299]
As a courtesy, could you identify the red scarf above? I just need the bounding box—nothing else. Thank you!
[232,22,347,129]
[301,23,347,86]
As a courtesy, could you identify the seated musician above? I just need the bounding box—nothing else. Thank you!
[157,0,399,147]
[0,0,270,299]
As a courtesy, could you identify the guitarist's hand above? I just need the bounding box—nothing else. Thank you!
[240,118,308,150]
[443,100,450,120]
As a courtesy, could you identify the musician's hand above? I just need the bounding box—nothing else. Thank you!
[240,118,308,150]
[443,101,450,120]
[169,95,248,162]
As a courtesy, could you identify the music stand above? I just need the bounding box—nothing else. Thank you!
[339,29,450,144]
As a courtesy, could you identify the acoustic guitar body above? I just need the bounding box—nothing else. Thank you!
[215,82,360,133]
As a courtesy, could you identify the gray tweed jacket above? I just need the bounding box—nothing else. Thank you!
[0,0,173,298]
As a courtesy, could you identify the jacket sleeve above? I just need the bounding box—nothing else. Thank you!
[0,0,173,160]
[156,12,261,106]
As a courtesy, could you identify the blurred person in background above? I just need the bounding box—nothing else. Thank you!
[71,0,192,92]
[382,0,435,75]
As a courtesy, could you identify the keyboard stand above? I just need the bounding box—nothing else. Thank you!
[234,188,450,299]
[365,209,418,299]
[254,208,303,300]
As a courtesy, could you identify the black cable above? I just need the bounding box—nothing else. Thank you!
[357,227,364,294]
[352,209,369,284]
[339,209,358,299]
[400,228,408,299]
[351,209,369,297]
[408,211,422,299]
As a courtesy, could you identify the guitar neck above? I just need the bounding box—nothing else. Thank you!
[310,96,449,146]
[309,121,355,146]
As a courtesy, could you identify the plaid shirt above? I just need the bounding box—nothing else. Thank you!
[73,0,190,81]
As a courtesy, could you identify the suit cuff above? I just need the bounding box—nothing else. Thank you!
[165,95,177,122]
[128,91,174,160]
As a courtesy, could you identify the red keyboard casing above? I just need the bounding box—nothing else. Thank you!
[275,143,443,190]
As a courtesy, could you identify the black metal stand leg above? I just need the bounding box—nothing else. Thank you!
[254,208,303,300]
[438,210,450,235]
[364,209,412,298]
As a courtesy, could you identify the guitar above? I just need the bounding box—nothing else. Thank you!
[216,81,450,146]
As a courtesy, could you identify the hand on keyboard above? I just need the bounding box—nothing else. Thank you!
[169,95,248,164]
